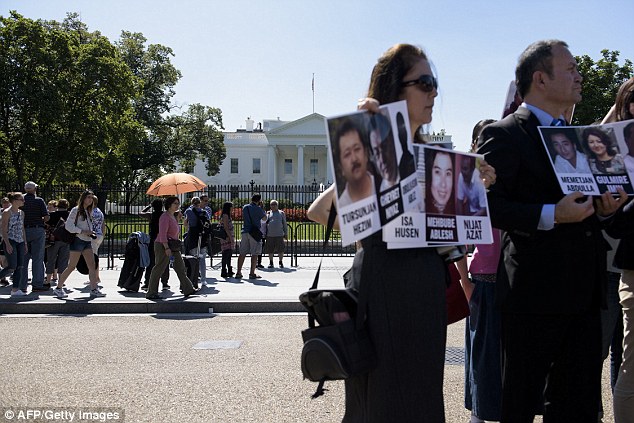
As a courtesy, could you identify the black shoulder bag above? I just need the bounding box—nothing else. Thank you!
[299,203,376,398]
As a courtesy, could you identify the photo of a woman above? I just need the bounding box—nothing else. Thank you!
[581,126,626,174]
[425,149,456,215]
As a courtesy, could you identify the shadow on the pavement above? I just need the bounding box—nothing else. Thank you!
[216,278,244,284]
[150,314,216,320]
[247,279,278,287]
[1,295,39,303]
[117,290,145,297]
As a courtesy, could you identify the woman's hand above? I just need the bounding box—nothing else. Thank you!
[357,97,380,113]
[479,159,496,189]
[5,242,12,255]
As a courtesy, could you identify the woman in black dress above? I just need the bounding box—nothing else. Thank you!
[310,44,450,422]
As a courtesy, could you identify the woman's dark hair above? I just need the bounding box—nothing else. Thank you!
[8,192,24,202]
[368,44,428,105]
[581,126,618,158]
[77,190,94,220]
[616,77,634,121]
[221,201,233,216]
[57,199,69,209]
[470,119,497,152]
[163,196,179,210]
[151,198,163,212]
[515,40,568,99]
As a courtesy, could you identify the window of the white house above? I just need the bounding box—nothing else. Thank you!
[284,159,292,175]
[310,158,318,177]
[253,158,261,174]
[230,158,238,174]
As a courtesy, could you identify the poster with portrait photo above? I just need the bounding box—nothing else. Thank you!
[325,100,422,246]
[539,120,634,196]
[384,145,493,248]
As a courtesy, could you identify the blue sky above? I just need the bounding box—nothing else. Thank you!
[4,0,633,151]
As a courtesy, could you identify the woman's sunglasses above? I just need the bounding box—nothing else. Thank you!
[401,74,438,93]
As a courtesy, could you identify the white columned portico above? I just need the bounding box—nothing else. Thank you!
[268,145,276,184]
[297,145,304,185]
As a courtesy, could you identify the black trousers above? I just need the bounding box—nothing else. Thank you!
[500,310,602,423]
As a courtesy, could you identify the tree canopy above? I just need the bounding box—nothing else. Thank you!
[0,11,225,192]
[573,49,633,125]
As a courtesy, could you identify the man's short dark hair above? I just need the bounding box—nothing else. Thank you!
[516,40,568,98]
[251,193,261,203]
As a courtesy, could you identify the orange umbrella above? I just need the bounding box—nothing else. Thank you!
[146,173,207,196]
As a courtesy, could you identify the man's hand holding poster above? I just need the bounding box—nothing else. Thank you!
[538,119,634,196]
[326,100,422,246]
[384,145,493,249]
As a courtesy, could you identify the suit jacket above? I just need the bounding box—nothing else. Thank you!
[477,107,607,314]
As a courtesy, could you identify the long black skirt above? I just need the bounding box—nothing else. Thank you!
[343,234,448,423]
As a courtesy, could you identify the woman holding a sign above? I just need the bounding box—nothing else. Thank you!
[605,76,634,423]
[309,44,496,422]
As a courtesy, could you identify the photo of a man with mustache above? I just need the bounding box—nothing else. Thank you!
[332,117,375,208]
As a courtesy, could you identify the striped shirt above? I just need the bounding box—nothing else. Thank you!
[21,193,48,227]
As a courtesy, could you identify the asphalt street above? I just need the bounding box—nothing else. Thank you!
[0,314,615,423]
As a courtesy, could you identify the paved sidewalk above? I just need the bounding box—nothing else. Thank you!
[0,256,352,314]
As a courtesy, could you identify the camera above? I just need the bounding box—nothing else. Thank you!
[436,245,466,263]
[90,232,97,239]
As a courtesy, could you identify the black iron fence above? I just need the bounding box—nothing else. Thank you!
[9,182,355,268]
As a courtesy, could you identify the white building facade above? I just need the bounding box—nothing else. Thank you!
[192,113,453,186]
[193,113,334,186]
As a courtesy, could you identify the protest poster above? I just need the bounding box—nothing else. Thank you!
[538,119,634,196]
[385,144,493,249]
[326,100,422,246]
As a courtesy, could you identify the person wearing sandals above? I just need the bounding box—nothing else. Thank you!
[0,193,28,296]
[145,196,198,300]
[53,190,104,298]
[89,195,105,286]
[219,202,235,278]
[235,193,267,280]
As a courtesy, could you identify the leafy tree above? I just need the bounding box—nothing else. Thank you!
[574,50,633,125]
[0,12,143,190]
[168,103,226,175]
[0,11,225,195]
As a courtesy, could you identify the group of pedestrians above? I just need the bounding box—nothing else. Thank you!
[134,193,287,299]
[0,183,106,298]
[308,39,633,423]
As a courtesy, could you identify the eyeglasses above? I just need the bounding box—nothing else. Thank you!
[401,74,438,93]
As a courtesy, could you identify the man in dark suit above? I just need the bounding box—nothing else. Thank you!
[478,40,626,422]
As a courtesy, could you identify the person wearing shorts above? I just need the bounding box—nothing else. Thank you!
[264,200,287,269]
[235,194,266,280]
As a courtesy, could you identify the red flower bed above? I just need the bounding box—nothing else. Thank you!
[213,207,310,222]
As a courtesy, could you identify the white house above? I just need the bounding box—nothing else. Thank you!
[192,113,453,186]
[193,113,333,186]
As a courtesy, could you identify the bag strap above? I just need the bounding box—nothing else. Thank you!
[310,203,337,290]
